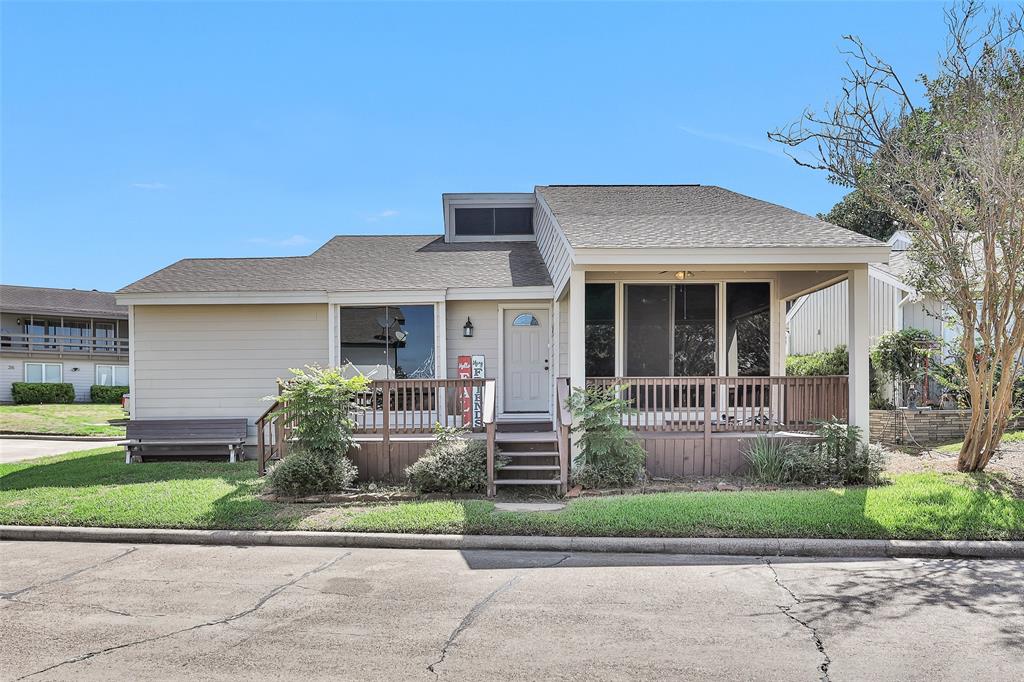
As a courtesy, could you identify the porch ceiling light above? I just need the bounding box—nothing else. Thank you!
[463,317,474,338]
[674,271,693,280]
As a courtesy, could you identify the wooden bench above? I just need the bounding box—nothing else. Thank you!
[120,419,248,464]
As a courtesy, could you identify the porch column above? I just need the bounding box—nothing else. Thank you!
[847,266,870,441]
[568,268,586,462]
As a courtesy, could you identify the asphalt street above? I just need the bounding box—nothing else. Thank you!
[1,541,1021,680]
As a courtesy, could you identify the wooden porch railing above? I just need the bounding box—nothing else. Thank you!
[257,378,497,477]
[584,375,849,433]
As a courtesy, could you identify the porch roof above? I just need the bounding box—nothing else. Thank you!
[536,185,887,252]
[0,284,127,319]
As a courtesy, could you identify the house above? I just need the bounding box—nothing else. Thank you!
[1,285,130,402]
[786,230,951,402]
[117,185,888,491]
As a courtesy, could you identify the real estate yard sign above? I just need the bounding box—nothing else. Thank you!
[457,355,485,427]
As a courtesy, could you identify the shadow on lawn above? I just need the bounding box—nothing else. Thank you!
[0,449,259,492]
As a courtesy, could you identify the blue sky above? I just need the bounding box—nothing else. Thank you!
[2,1,950,292]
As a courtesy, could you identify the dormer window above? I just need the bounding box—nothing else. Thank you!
[453,207,533,237]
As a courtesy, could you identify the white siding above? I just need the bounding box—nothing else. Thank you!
[132,304,328,434]
[534,197,572,295]
[787,275,901,355]
[903,299,945,339]
[0,358,128,402]
[446,301,501,380]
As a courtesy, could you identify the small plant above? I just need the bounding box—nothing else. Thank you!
[266,365,368,496]
[789,418,887,485]
[405,424,503,493]
[11,382,75,404]
[567,384,647,488]
[90,385,129,404]
[742,435,796,484]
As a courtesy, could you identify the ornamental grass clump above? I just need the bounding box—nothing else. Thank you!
[567,384,647,489]
[266,365,369,496]
[743,435,797,485]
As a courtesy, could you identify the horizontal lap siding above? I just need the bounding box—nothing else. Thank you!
[788,276,901,356]
[132,304,328,436]
[446,301,500,379]
[534,199,571,294]
[0,358,124,402]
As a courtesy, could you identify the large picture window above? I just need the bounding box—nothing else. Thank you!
[339,305,435,378]
[585,283,615,377]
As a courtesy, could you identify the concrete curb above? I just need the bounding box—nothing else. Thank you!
[0,434,121,442]
[2,525,1022,559]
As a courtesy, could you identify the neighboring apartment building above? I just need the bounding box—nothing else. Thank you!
[1,285,130,402]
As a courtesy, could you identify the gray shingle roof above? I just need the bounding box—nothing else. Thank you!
[119,236,552,294]
[536,185,886,249]
[0,285,127,318]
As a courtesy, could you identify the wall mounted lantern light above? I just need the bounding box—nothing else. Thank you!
[463,317,474,338]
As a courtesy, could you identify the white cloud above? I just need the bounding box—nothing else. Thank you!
[677,125,790,160]
[366,209,400,222]
[131,182,169,190]
[247,234,313,248]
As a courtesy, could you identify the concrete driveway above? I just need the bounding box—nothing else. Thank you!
[1,542,1021,680]
[0,439,120,463]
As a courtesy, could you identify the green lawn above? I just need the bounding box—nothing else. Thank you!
[0,404,125,437]
[935,430,1024,454]
[2,448,1022,539]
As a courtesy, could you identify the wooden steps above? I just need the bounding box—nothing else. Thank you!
[494,426,564,490]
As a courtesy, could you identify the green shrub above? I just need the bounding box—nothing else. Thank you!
[742,435,796,484]
[567,384,647,488]
[405,425,504,493]
[265,365,369,496]
[11,382,75,404]
[90,385,129,403]
[790,419,887,485]
[267,448,358,497]
[786,345,849,376]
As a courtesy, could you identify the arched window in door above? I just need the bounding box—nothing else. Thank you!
[511,313,540,327]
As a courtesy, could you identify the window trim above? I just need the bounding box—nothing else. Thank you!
[24,362,63,383]
[442,193,536,243]
[95,364,129,386]
[337,304,438,379]
[588,276,777,378]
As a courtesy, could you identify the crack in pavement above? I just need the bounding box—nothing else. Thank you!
[762,558,832,682]
[427,574,522,679]
[15,552,350,680]
[543,554,571,568]
[1,547,138,601]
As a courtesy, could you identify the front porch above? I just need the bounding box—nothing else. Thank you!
[255,373,849,495]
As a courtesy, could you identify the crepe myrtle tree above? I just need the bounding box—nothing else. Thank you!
[769,1,1024,471]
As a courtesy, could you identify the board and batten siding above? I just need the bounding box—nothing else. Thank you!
[533,197,572,295]
[131,304,328,435]
[787,276,902,356]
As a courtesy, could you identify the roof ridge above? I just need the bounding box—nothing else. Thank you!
[541,184,702,188]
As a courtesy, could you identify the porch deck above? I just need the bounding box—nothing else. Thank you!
[255,375,848,493]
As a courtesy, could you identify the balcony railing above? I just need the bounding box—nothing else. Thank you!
[585,375,849,433]
[0,332,129,356]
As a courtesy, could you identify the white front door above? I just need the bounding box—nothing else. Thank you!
[503,308,549,413]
